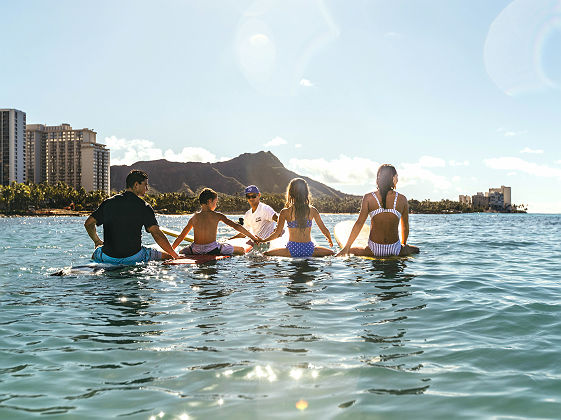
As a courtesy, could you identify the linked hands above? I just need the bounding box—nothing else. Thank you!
[336,246,350,257]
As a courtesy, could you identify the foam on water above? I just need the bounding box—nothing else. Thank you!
[1,214,560,419]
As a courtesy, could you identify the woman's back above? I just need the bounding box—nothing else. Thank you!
[368,190,406,244]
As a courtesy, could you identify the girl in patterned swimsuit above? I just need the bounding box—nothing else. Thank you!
[262,178,334,258]
[337,164,420,258]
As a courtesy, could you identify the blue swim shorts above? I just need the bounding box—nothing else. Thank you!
[92,246,162,265]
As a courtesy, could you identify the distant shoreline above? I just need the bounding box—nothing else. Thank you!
[1,209,528,218]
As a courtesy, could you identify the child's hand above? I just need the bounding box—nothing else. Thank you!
[336,247,349,257]
[327,237,333,247]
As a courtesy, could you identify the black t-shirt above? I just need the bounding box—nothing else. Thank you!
[90,191,158,258]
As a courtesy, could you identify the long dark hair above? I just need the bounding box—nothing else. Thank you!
[376,164,397,208]
[286,178,310,229]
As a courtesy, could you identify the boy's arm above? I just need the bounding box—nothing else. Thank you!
[219,214,260,242]
[311,207,333,247]
[172,218,194,249]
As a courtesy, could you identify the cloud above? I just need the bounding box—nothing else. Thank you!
[398,161,452,190]
[449,160,470,166]
[484,157,561,179]
[288,155,380,185]
[299,79,314,87]
[496,127,527,137]
[264,136,287,147]
[520,147,543,154]
[295,144,302,148]
[288,155,453,191]
[418,156,446,168]
[104,136,217,166]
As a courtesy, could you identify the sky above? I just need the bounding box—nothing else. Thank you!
[2,0,560,212]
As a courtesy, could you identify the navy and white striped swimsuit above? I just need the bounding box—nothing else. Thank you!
[368,191,402,257]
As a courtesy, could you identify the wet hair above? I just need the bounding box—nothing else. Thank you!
[199,188,218,205]
[376,164,398,208]
[285,178,311,229]
[126,170,148,189]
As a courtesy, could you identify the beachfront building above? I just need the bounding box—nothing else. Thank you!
[489,186,511,208]
[488,191,505,210]
[472,192,489,210]
[0,109,27,186]
[25,123,110,194]
[459,195,472,206]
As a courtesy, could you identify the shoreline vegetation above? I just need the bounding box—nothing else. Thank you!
[0,182,527,216]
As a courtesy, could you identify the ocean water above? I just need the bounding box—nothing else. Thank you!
[1,213,560,419]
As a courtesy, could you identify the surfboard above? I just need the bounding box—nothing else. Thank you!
[161,227,194,243]
[163,238,253,265]
[50,263,129,276]
[334,220,370,249]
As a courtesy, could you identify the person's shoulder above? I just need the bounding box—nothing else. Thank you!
[261,202,276,213]
[396,191,408,207]
[396,191,407,201]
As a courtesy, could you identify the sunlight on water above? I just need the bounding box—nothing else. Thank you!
[0,214,560,418]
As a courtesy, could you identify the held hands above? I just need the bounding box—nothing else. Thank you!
[335,246,350,257]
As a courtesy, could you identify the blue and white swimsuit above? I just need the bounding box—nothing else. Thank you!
[286,219,315,257]
[368,192,402,257]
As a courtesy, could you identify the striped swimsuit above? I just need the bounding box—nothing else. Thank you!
[368,191,402,257]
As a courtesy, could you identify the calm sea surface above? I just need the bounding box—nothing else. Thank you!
[1,213,560,419]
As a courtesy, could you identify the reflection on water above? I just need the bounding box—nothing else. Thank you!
[5,215,560,418]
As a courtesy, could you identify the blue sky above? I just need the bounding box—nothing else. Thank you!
[2,0,560,212]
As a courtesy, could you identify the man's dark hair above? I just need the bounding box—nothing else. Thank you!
[126,170,148,189]
[199,188,218,205]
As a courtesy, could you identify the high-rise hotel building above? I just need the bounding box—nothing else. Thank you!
[26,123,110,194]
[0,109,27,185]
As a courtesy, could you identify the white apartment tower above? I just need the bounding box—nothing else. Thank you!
[25,123,110,194]
[0,109,27,185]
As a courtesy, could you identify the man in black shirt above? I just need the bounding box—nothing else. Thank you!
[84,170,179,264]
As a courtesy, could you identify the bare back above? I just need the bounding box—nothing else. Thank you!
[367,190,408,244]
[191,210,222,244]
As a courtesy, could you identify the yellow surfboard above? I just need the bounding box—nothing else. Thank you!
[161,227,194,243]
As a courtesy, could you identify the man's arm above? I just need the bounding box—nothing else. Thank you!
[84,215,103,248]
[148,225,180,259]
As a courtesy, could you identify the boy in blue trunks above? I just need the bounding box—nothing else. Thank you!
[85,170,179,264]
[172,188,262,255]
